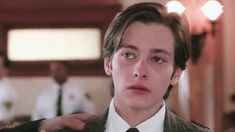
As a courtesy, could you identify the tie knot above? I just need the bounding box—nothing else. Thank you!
[126,128,139,132]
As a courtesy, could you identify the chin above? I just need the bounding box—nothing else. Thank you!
[126,100,151,109]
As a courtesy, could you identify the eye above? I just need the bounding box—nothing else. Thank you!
[122,52,135,59]
[151,56,165,64]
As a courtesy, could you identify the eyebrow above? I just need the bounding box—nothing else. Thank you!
[119,43,138,51]
[151,49,171,56]
[120,43,172,56]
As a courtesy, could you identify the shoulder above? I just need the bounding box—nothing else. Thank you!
[85,109,109,132]
[165,109,210,132]
[176,116,209,132]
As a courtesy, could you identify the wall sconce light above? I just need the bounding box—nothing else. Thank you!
[201,0,223,36]
[166,0,186,14]
[166,0,223,63]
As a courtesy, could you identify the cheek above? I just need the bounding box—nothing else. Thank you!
[150,71,172,99]
[113,55,129,68]
[151,65,174,85]
[112,60,129,83]
[111,57,132,91]
[112,56,132,76]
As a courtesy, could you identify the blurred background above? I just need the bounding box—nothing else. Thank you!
[0,0,233,132]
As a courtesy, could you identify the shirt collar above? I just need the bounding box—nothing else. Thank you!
[52,81,68,90]
[105,98,166,132]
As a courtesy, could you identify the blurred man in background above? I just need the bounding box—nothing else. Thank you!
[32,61,96,120]
[0,52,18,123]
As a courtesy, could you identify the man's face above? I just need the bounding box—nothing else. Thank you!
[104,22,182,111]
[50,62,68,85]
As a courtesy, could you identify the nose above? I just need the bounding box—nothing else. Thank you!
[133,60,148,80]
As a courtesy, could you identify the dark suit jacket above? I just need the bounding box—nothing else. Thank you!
[0,119,43,132]
[85,108,210,132]
[0,108,209,132]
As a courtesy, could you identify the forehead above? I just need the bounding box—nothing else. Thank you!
[121,22,175,51]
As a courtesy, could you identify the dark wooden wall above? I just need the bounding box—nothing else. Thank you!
[0,0,121,76]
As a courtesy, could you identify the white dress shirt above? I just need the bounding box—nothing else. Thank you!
[32,80,96,120]
[105,98,166,132]
[0,78,18,122]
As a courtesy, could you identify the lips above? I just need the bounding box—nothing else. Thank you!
[127,85,150,93]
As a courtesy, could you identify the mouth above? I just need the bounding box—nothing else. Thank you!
[127,85,150,93]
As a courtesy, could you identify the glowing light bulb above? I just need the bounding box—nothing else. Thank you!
[201,0,223,21]
[166,0,186,14]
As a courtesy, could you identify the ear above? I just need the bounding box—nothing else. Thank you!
[104,57,112,76]
[170,68,182,86]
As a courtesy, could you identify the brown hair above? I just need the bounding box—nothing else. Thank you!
[103,2,191,98]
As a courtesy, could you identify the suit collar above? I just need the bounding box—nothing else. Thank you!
[86,107,205,132]
[85,109,109,132]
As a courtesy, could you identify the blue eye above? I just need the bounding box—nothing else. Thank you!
[152,56,165,63]
[122,52,135,59]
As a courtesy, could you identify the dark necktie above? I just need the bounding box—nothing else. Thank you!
[126,128,140,132]
[56,86,63,116]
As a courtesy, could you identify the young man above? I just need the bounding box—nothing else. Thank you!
[83,2,208,132]
[0,2,209,132]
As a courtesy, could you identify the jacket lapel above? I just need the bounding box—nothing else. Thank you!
[87,108,179,132]
[164,108,181,132]
[85,109,109,132]
[163,108,197,132]
[86,108,181,132]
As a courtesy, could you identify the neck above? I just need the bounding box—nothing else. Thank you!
[114,100,163,127]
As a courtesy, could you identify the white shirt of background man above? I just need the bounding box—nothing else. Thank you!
[32,80,96,120]
[0,78,18,122]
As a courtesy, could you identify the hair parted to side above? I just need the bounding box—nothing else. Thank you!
[103,2,191,70]
[103,2,191,98]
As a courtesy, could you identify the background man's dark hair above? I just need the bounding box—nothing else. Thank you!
[0,52,11,68]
